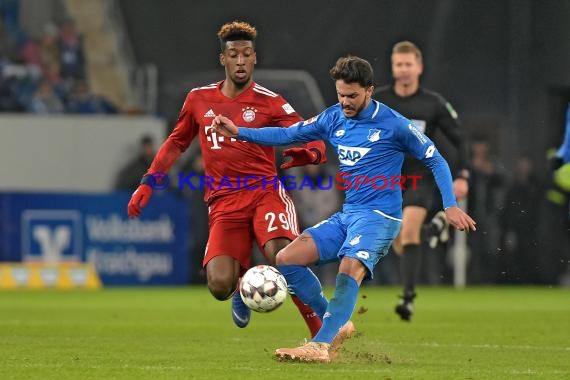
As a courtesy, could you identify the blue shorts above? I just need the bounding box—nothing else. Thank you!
[305,209,402,279]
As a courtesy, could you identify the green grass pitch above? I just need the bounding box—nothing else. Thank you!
[0,286,568,379]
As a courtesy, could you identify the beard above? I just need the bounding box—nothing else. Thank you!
[354,102,367,114]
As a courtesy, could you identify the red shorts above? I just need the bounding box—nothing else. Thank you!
[202,186,299,271]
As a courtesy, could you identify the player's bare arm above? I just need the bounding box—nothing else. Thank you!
[213,115,238,137]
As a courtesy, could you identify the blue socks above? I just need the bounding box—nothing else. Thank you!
[313,273,359,344]
[278,266,360,344]
[277,264,328,318]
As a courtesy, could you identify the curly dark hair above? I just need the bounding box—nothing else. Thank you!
[217,21,257,51]
[329,55,374,88]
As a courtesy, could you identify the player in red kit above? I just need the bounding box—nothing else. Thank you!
[127,21,326,336]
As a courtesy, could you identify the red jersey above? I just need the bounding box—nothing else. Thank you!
[168,81,303,202]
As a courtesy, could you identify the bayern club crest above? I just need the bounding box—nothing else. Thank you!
[242,106,257,122]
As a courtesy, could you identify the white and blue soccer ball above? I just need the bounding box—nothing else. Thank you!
[240,265,287,313]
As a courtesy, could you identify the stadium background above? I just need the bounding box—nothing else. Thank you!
[0,0,569,287]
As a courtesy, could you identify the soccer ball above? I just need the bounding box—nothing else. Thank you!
[239,265,288,313]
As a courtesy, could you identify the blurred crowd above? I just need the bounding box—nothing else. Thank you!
[0,0,117,114]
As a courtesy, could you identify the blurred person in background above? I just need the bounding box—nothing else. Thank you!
[27,79,64,114]
[18,32,41,67]
[0,18,18,59]
[115,134,156,191]
[543,101,570,285]
[0,0,20,46]
[66,79,117,114]
[466,138,504,283]
[547,102,570,203]
[58,19,84,82]
[498,154,541,283]
[178,149,209,284]
[42,61,66,100]
[126,21,327,337]
[39,23,60,70]
[374,41,470,321]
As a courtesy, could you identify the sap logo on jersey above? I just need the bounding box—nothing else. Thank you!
[337,145,371,166]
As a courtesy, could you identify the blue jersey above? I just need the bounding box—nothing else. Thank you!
[237,100,457,219]
[556,102,570,164]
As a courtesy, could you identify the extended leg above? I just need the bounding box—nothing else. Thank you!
[265,237,322,337]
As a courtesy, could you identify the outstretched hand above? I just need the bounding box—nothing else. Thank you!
[444,206,477,232]
[212,115,238,138]
[127,184,153,218]
[280,148,318,169]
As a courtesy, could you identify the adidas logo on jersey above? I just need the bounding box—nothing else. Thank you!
[337,145,371,166]
[203,109,216,118]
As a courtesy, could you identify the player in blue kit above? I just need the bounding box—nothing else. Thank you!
[547,102,570,211]
[554,102,570,167]
[213,55,476,363]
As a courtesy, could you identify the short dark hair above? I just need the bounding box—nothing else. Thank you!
[329,55,374,88]
[217,21,257,52]
[392,41,423,63]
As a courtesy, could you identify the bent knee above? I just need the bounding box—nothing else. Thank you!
[392,235,403,255]
[399,228,422,245]
[264,238,291,265]
[207,274,236,301]
[275,247,290,266]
